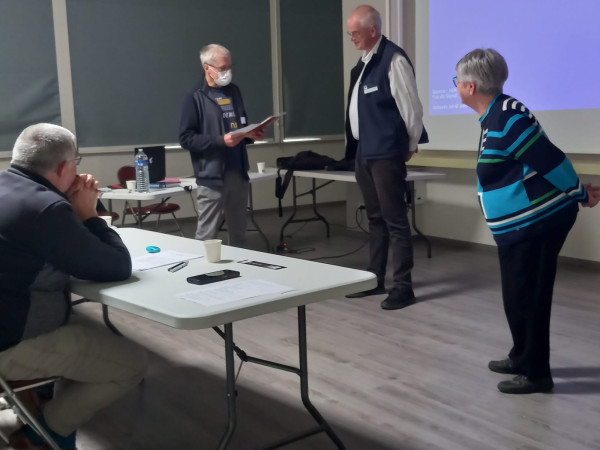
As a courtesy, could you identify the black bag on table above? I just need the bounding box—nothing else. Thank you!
[275,150,337,216]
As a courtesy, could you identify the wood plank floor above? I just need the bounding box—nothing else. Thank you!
[2,204,599,449]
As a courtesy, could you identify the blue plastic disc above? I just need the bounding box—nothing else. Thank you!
[146,245,161,253]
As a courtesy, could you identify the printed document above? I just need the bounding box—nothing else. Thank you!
[231,113,285,137]
[176,279,296,306]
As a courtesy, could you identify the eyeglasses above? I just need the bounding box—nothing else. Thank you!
[346,31,362,39]
[206,63,232,72]
[67,155,82,166]
[452,76,458,87]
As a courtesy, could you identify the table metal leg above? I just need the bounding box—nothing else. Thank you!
[279,177,299,245]
[217,323,237,450]
[211,308,345,449]
[310,179,330,238]
[407,180,432,258]
[296,305,344,449]
[248,184,272,252]
[102,305,124,336]
[279,178,331,248]
[137,200,144,228]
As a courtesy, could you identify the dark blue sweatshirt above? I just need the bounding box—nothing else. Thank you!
[0,166,131,351]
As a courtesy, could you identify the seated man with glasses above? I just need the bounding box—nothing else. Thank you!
[0,123,147,449]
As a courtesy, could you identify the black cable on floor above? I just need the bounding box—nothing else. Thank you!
[308,205,369,261]
[309,239,368,262]
[355,205,369,234]
[282,220,308,238]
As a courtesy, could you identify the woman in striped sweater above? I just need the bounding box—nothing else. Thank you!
[454,48,599,394]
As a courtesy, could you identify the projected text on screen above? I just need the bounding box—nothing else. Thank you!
[428,0,600,116]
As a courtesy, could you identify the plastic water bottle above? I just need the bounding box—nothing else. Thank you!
[135,149,150,193]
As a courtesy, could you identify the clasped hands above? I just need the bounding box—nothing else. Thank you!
[66,174,101,221]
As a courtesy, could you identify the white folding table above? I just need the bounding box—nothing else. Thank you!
[101,172,276,250]
[71,228,376,449]
[99,186,192,227]
[274,168,446,257]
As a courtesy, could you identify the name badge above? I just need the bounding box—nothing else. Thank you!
[363,85,378,94]
[241,117,247,125]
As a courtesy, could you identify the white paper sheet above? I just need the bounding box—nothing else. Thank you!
[230,113,285,137]
[132,251,203,271]
[176,279,296,306]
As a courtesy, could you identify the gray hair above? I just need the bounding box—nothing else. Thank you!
[456,48,508,96]
[11,123,77,174]
[356,5,382,35]
[199,44,231,66]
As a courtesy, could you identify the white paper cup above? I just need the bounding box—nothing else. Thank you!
[99,215,112,227]
[256,162,266,173]
[126,180,136,192]
[203,239,222,262]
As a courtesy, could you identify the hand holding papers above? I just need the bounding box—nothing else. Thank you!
[231,113,286,138]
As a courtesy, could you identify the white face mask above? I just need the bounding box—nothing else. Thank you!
[212,68,232,87]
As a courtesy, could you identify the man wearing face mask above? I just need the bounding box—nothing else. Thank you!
[179,43,264,247]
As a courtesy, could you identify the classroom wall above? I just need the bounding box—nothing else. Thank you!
[415,170,600,262]
[0,0,347,217]
[403,0,600,262]
[0,139,346,219]
[2,0,598,262]
[341,0,600,263]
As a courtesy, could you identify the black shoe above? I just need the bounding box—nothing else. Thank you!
[380,292,416,310]
[497,375,554,394]
[488,358,520,375]
[345,285,386,298]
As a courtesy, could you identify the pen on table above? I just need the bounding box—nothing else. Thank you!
[168,261,188,272]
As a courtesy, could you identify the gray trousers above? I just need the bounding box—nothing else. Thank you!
[195,171,249,248]
[355,148,414,296]
[0,316,147,436]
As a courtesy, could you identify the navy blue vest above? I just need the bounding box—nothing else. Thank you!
[353,37,421,160]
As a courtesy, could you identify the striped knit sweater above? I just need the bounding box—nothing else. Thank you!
[477,93,588,245]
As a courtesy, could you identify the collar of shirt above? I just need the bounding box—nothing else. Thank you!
[361,36,383,64]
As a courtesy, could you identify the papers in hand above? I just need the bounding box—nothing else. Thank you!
[230,113,286,137]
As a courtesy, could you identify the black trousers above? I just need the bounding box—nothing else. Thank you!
[497,214,576,381]
[355,148,413,295]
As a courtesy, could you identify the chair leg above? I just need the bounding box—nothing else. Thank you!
[0,424,9,445]
[121,202,128,227]
[172,213,184,237]
[0,378,60,450]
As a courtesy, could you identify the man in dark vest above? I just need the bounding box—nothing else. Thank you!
[344,5,427,310]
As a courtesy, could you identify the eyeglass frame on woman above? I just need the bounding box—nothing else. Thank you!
[452,76,458,87]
